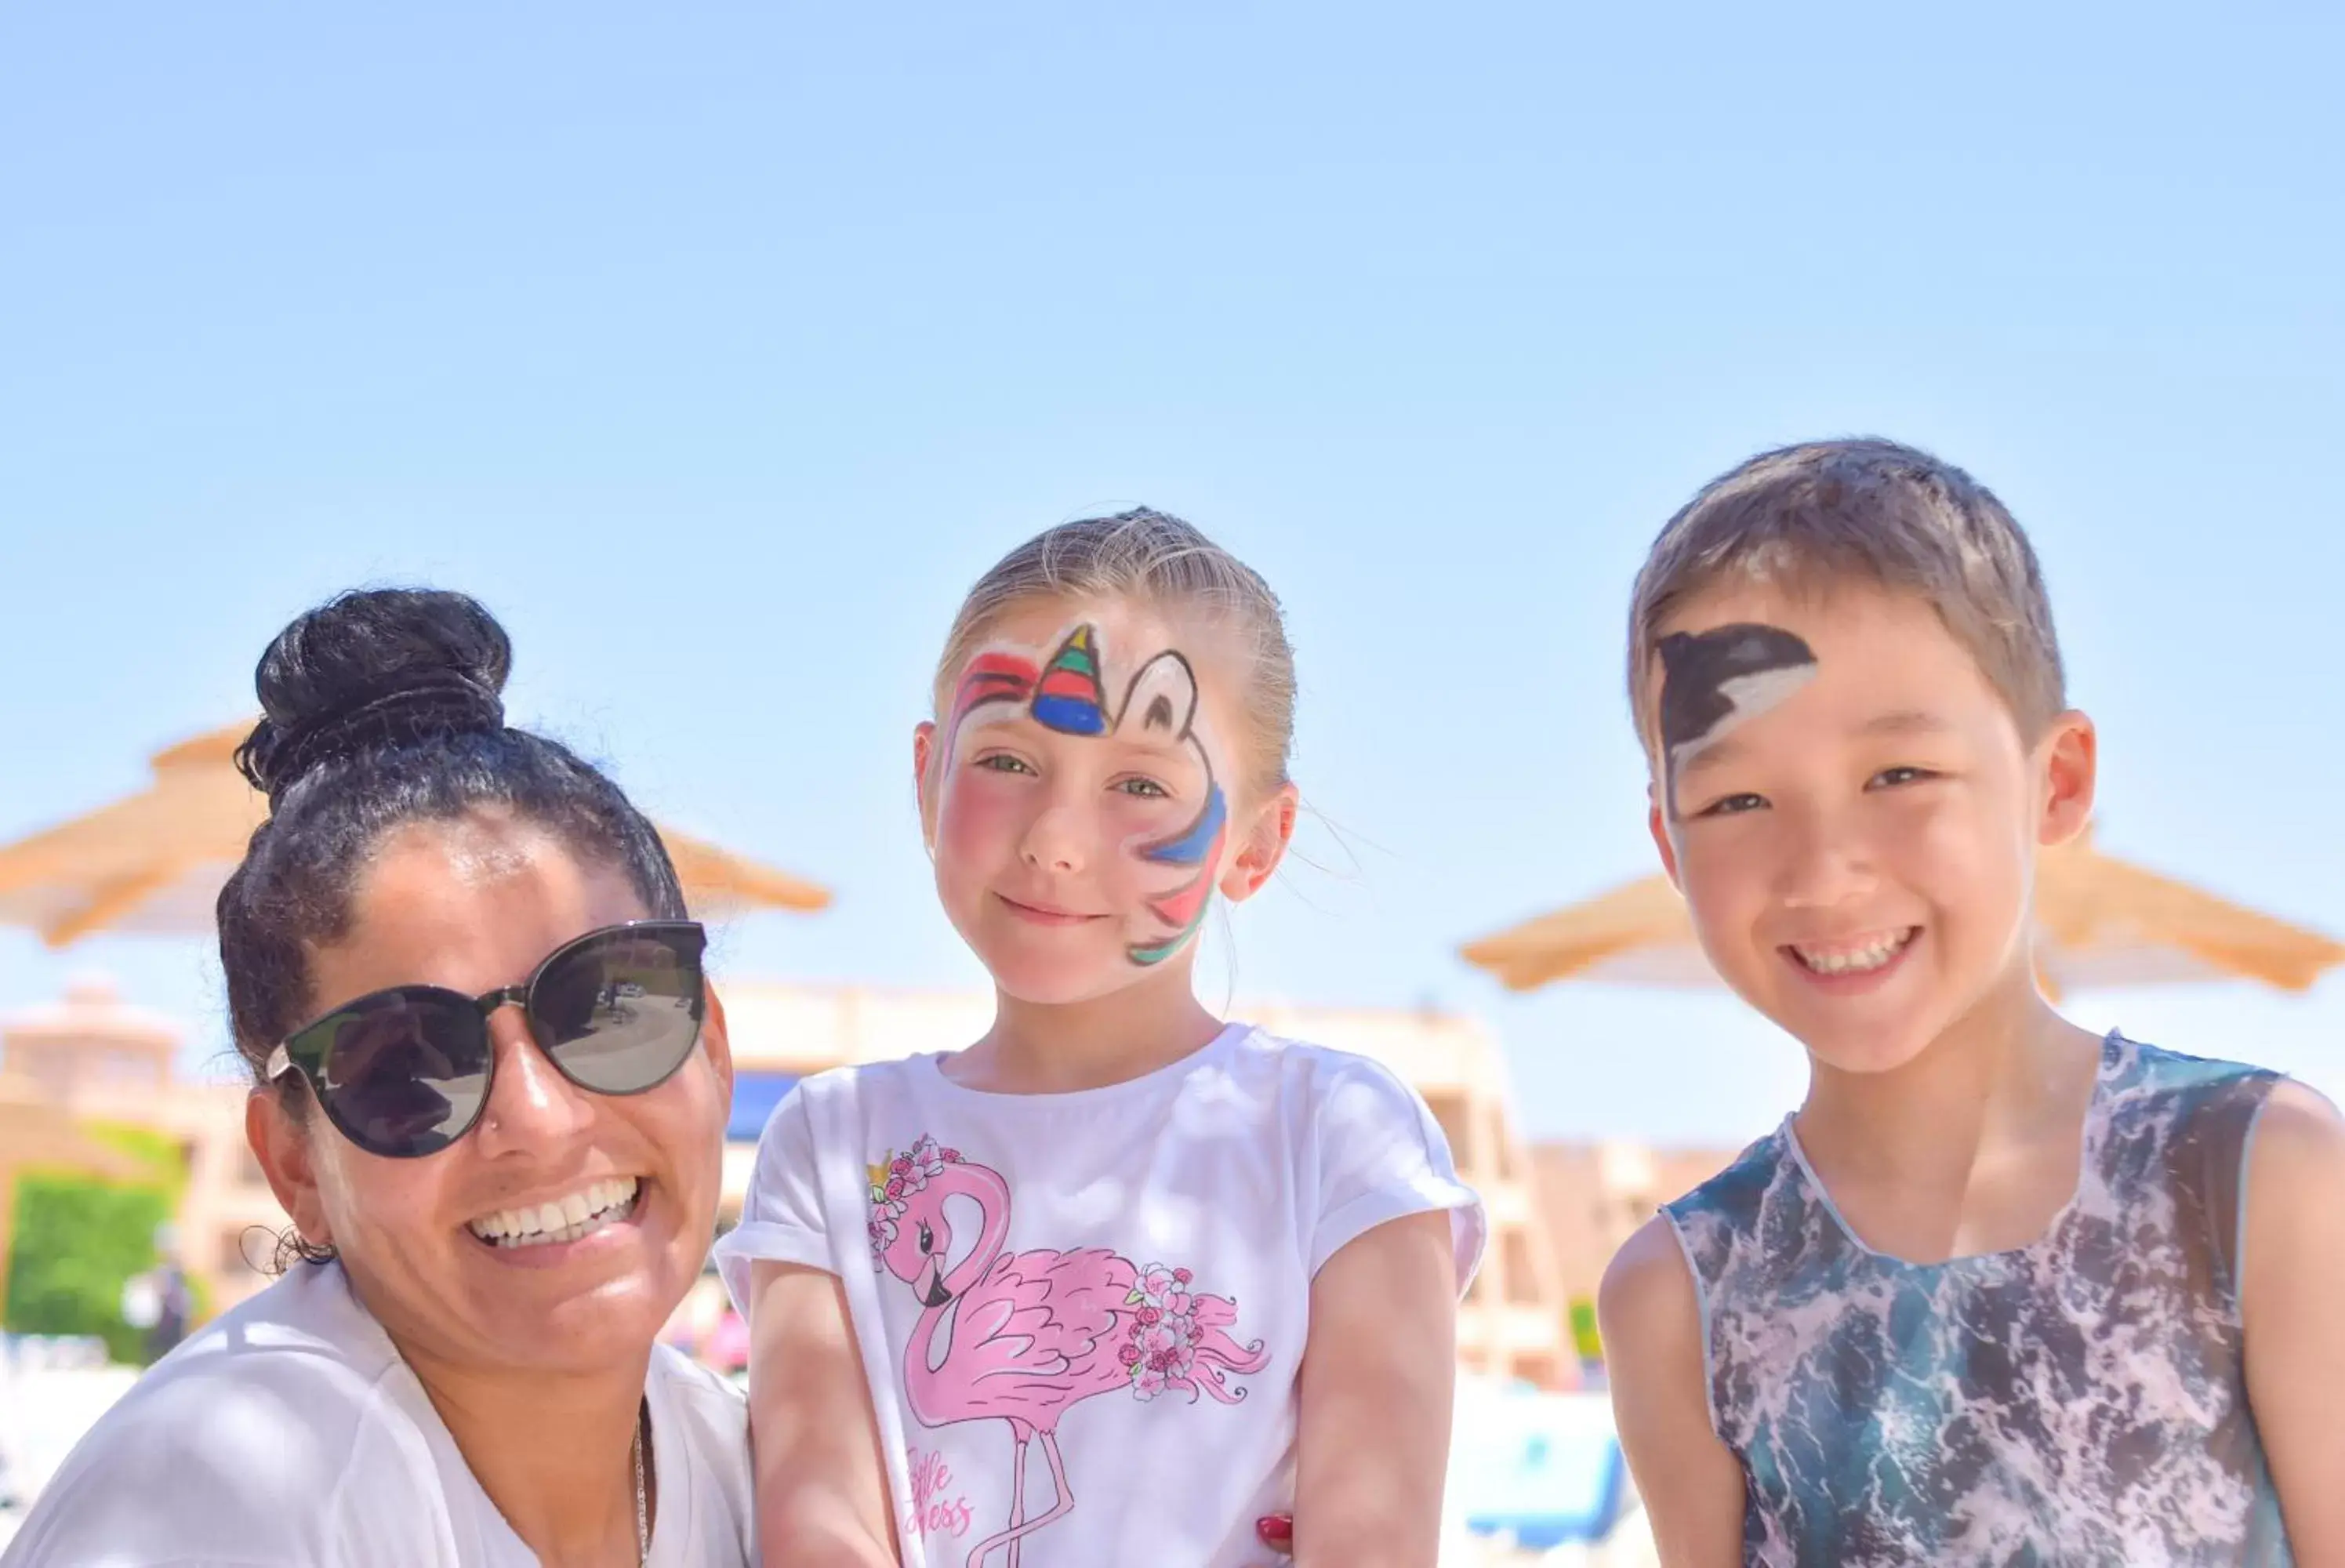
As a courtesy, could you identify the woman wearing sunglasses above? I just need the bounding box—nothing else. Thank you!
[5,590,755,1568]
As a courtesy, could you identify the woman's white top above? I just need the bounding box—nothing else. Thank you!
[2,1261,756,1567]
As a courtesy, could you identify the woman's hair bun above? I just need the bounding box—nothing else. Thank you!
[235,588,513,802]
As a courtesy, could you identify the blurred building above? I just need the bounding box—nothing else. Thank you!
[4,975,1585,1387]
[1527,1140,1744,1328]
[0,978,285,1310]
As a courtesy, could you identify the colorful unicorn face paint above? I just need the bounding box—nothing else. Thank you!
[1657,622,1819,818]
[936,615,1234,978]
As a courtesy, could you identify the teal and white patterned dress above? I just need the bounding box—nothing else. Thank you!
[1664,1033,2291,1566]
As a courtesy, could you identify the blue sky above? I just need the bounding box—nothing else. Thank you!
[2,5,2339,1145]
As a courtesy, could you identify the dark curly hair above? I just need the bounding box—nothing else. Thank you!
[218,587,688,1116]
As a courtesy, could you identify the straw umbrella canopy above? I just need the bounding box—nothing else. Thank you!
[1460,825,2345,998]
[0,1080,155,1319]
[0,724,831,949]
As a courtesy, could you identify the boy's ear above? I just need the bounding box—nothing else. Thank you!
[1218,782,1299,903]
[2036,710,2097,848]
[1647,781,1684,889]
[913,721,939,855]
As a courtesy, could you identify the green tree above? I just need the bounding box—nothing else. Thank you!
[2,1123,198,1364]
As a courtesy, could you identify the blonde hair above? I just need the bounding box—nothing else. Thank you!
[1628,437,2067,747]
[933,508,1298,797]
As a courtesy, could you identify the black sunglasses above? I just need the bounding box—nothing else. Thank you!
[265,920,708,1160]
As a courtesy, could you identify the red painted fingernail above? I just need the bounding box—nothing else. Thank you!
[1256,1513,1294,1549]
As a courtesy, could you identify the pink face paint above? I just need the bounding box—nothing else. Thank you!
[944,649,1041,769]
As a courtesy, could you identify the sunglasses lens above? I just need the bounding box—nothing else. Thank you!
[533,926,706,1094]
[312,993,490,1158]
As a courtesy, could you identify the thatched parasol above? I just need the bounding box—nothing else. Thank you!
[0,724,831,948]
[1461,826,2344,999]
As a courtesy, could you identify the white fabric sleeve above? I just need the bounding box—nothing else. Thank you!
[0,1363,448,1567]
[713,1081,837,1316]
[1309,1056,1487,1294]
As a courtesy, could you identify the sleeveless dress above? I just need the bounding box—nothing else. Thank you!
[1664,1033,2291,1566]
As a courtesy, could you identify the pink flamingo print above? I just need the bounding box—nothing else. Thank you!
[869,1136,1270,1567]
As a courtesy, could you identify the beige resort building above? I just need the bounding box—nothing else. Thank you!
[0,978,285,1295]
[3,976,1584,1388]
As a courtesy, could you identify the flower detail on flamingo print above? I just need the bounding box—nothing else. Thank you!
[1117,1259,1261,1404]
[866,1136,960,1262]
[866,1156,915,1261]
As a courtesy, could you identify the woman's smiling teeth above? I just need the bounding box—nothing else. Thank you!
[467,1177,641,1248]
[1789,928,1918,975]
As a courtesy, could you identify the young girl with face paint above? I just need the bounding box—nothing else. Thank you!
[716,510,1485,1568]
[1599,441,2345,1567]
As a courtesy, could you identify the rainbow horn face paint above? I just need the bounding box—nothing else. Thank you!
[942,622,1232,968]
[1657,622,1818,818]
[1032,626,1110,736]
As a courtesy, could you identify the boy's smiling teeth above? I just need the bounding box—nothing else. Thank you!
[1789,928,1918,975]
[467,1177,641,1248]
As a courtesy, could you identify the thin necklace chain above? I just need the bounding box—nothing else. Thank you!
[632,1400,649,1566]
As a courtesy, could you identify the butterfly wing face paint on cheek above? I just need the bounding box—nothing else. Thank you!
[1657,623,1819,818]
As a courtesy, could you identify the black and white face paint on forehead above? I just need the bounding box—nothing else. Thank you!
[1657,623,1819,819]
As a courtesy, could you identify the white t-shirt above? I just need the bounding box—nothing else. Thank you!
[2,1261,756,1568]
[714,1023,1486,1568]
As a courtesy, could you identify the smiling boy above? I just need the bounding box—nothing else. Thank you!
[1599,440,2345,1566]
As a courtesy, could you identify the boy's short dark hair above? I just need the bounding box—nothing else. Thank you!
[1628,437,2066,748]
